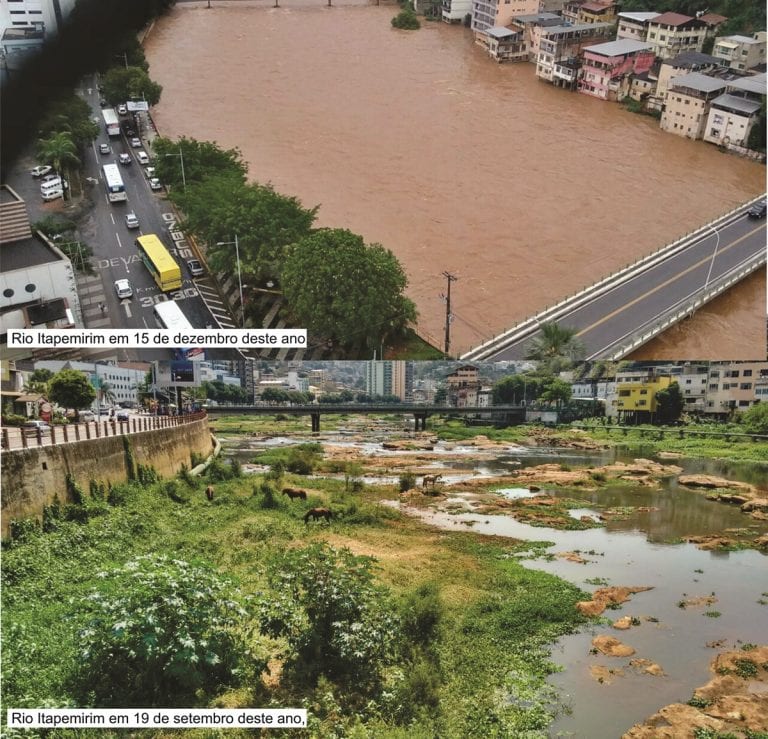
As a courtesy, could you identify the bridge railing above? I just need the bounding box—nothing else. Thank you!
[460,195,765,361]
[574,422,768,443]
[1,411,208,451]
[590,249,767,360]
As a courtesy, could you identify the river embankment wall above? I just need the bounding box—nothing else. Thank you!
[1,416,213,536]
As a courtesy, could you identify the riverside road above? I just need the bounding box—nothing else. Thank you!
[464,199,766,361]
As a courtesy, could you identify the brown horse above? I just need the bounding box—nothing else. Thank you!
[282,487,307,501]
[205,485,215,501]
[304,507,333,524]
[422,474,442,490]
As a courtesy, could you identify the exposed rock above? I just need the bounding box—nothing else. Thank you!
[657,451,682,459]
[629,658,665,676]
[558,551,588,564]
[678,594,718,608]
[623,646,768,739]
[741,498,768,513]
[685,536,735,551]
[612,616,635,630]
[592,635,636,657]
[755,534,768,549]
[590,665,624,684]
[678,475,754,492]
[576,585,654,616]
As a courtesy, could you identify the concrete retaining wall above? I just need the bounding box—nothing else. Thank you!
[1,416,213,535]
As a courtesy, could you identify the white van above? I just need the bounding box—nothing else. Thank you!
[40,176,66,201]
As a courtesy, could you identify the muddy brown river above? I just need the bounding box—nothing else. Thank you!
[146,1,765,357]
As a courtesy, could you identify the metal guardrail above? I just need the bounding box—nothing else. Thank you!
[574,422,768,443]
[1,411,207,451]
[591,250,767,359]
[460,196,765,361]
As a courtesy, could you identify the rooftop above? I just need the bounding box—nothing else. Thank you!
[583,38,653,57]
[727,73,767,95]
[650,12,702,27]
[711,93,762,114]
[718,34,760,44]
[669,71,727,93]
[698,13,728,25]
[666,51,722,69]
[0,237,65,272]
[512,12,562,24]
[618,11,660,22]
[1,25,45,42]
[541,21,613,35]
[487,26,519,39]
[581,2,614,12]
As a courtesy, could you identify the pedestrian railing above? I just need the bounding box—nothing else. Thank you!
[1,411,208,451]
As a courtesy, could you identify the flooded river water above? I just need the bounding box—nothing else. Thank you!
[146,2,765,358]
[223,428,768,736]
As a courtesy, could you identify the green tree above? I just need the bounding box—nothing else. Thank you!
[101,66,163,107]
[282,229,417,354]
[47,370,96,417]
[258,543,400,687]
[392,7,421,29]
[740,402,768,434]
[25,368,53,395]
[75,555,257,707]
[36,131,80,191]
[747,98,766,153]
[539,377,572,408]
[175,176,317,280]
[524,322,585,372]
[38,93,99,150]
[655,381,684,424]
[153,136,248,191]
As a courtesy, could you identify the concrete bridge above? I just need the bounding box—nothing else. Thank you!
[205,404,526,431]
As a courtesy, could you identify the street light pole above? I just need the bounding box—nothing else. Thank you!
[703,224,721,294]
[215,236,245,327]
[164,147,186,191]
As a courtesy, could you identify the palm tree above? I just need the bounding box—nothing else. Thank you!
[99,381,117,407]
[525,322,585,373]
[37,132,80,198]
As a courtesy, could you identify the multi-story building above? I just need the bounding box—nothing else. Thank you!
[0,0,76,35]
[610,374,673,422]
[535,21,613,83]
[577,0,618,26]
[578,39,655,100]
[617,11,660,42]
[365,360,413,401]
[484,26,528,62]
[645,12,708,60]
[654,51,723,100]
[506,12,564,60]
[659,72,728,139]
[713,33,767,72]
[471,0,541,34]
[445,364,480,407]
[442,0,472,24]
[702,73,767,148]
[0,185,82,335]
[704,362,768,417]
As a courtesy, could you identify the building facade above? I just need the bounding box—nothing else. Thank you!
[702,74,766,148]
[535,21,613,83]
[645,12,708,60]
[578,39,655,100]
[712,33,767,71]
[659,72,727,139]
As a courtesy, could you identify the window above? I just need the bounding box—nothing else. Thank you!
[686,379,692,384]
[638,400,647,406]
[710,128,720,137]
[640,389,648,395]
[743,370,752,377]
[619,390,631,397]
[709,384,718,391]
[740,383,752,390]
[738,400,750,407]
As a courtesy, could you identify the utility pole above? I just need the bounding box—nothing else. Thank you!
[442,271,457,358]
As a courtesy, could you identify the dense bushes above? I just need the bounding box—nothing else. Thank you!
[74,555,259,707]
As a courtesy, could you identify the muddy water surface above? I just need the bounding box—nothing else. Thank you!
[146,2,765,356]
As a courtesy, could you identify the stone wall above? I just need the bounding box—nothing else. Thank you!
[1,416,213,536]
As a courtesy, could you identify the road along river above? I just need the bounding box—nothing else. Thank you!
[146,2,765,357]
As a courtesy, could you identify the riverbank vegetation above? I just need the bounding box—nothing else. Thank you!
[3,453,589,736]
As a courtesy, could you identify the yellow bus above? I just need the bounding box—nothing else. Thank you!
[135,234,182,292]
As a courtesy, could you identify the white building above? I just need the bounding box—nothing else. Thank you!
[0,0,77,36]
[702,73,766,148]
[616,11,659,41]
[442,0,472,24]
[713,32,767,71]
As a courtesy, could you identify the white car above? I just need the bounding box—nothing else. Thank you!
[99,143,111,154]
[119,153,132,165]
[149,177,162,191]
[144,166,156,179]
[117,104,128,115]
[136,150,150,165]
[125,212,140,229]
[114,279,133,299]
[130,137,142,149]
[30,165,53,177]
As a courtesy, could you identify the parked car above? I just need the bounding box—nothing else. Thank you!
[79,411,96,422]
[187,258,205,277]
[130,137,142,149]
[30,165,53,177]
[125,212,140,229]
[136,150,150,165]
[116,411,130,422]
[144,166,156,179]
[22,420,51,436]
[117,103,128,115]
[149,177,162,191]
[747,200,767,219]
[119,152,132,165]
[114,278,134,299]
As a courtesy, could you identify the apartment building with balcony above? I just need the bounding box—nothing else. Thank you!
[655,51,723,99]
[491,11,562,59]
[484,26,528,61]
[442,0,473,24]
[609,374,673,422]
[617,11,659,41]
[577,0,617,25]
[535,21,613,83]
[471,0,541,34]
[712,32,767,72]
[704,362,768,418]
[659,72,728,139]
[578,39,655,100]
[702,73,766,148]
[645,12,708,60]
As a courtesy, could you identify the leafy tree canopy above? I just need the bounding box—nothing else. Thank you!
[392,7,421,29]
[655,381,684,424]
[202,380,248,404]
[36,131,80,178]
[739,402,768,434]
[101,66,162,107]
[38,93,99,150]
[153,136,248,191]
[281,229,417,354]
[540,377,572,407]
[47,369,96,412]
[175,176,317,281]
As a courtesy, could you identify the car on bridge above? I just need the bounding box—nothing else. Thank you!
[748,200,767,219]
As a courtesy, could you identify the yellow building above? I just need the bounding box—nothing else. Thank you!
[615,375,673,420]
